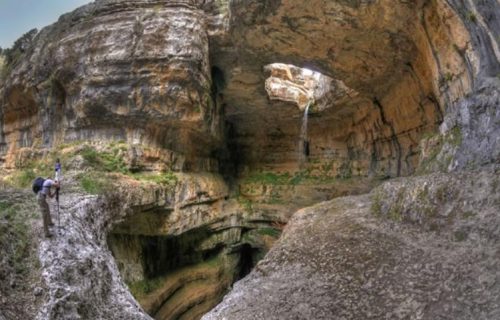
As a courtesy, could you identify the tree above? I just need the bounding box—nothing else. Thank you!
[5,28,38,65]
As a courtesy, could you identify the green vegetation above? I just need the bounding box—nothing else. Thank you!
[78,173,113,195]
[81,144,128,173]
[257,227,281,238]
[242,170,341,186]
[10,169,37,188]
[448,126,462,147]
[417,126,463,174]
[243,172,293,185]
[370,192,382,217]
[444,72,453,82]
[127,276,166,298]
[0,55,5,78]
[0,198,37,277]
[370,189,404,221]
[131,171,178,187]
[2,141,182,195]
[1,28,38,79]
[435,186,448,202]
[72,143,157,194]
[417,186,429,202]
[466,11,477,23]
[5,160,53,189]
[264,194,286,205]
[237,197,254,213]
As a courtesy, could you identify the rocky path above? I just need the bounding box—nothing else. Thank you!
[36,191,151,320]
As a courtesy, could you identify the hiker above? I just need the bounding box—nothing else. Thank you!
[37,178,60,238]
[55,158,62,181]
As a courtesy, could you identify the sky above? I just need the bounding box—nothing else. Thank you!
[0,0,92,49]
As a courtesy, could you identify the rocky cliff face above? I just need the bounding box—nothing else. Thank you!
[0,0,226,172]
[0,0,499,319]
[0,0,487,177]
[204,170,500,320]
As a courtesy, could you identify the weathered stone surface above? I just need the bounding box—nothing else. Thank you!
[0,0,486,178]
[0,0,225,171]
[204,171,500,320]
[35,192,152,320]
[264,63,357,111]
[215,0,476,177]
[105,172,284,319]
[0,1,499,320]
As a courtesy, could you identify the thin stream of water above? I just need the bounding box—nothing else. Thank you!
[299,101,311,166]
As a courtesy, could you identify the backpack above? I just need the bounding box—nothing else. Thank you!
[32,177,45,194]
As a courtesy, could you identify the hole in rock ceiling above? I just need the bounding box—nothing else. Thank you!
[264,63,358,112]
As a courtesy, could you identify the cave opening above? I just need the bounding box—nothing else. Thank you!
[264,63,330,111]
[237,243,258,280]
[142,227,214,278]
[211,66,226,95]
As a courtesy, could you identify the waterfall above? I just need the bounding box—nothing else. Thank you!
[299,101,311,166]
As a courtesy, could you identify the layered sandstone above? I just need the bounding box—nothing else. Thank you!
[0,0,485,177]
[0,0,499,320]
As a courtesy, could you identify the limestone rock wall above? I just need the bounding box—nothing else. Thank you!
[0,1,499,319]
[212,0,479,178]
[1,0,497,176]
[0,0,225,171]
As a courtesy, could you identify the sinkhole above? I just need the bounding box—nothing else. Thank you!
[264,63,357,112]
[107,213,281,320]
[263,63,359,166]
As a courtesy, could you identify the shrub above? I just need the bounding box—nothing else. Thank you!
[81,145,128,173]
[79,174,112,195]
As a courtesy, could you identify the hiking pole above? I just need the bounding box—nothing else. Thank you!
[56,186,61,234]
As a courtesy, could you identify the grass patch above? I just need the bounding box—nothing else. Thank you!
[11,169,37,188]
[243,172,292,185]
[0,198,36,277]
[132,171,178,187]
[257,227,281,238]
[447,126,462,147]
[81,145,128,173]
[370,192,382,217]
[243,170,340,186]
[5,159,53,189]
[127,277,166,298]
[78,174,113,195]
[466,11,477,23]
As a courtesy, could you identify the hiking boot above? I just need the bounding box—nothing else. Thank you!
[45,233,53,238]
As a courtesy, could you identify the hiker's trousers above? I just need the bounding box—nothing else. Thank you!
[37,193,53,236]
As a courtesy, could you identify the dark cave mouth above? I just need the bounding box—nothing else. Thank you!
[107,223,278,319]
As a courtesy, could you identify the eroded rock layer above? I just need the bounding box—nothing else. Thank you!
[0,0,225,171]
[215,0,477,177]
[0,0,499,320]
[106,173,283,319]
[204,171,500,320]
[0,0,489,177]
